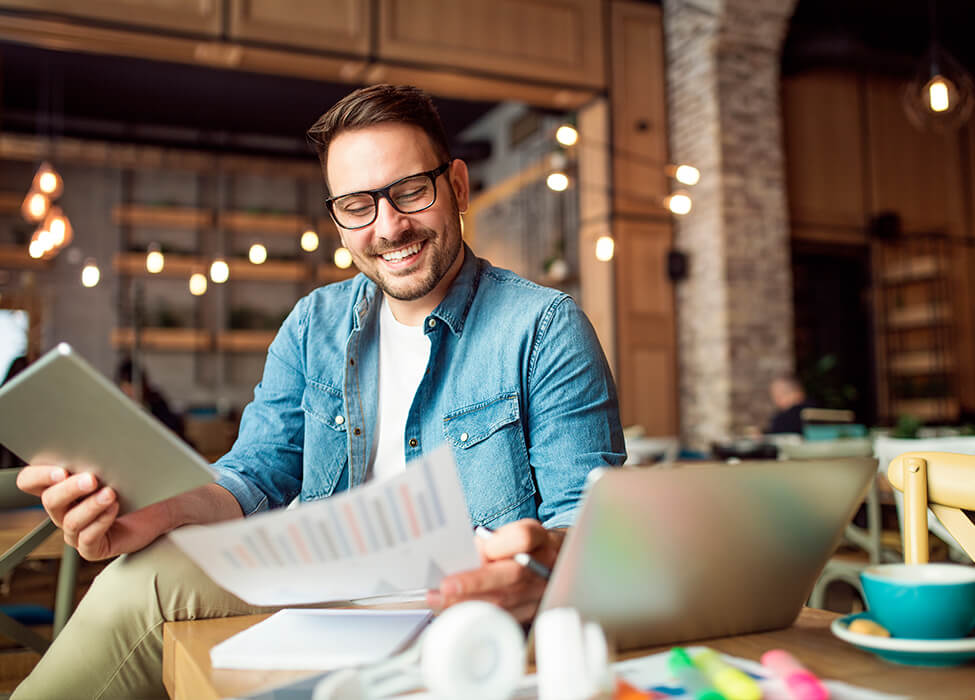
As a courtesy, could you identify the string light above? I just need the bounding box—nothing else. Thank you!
[81,259,100,288]
[670,164,700,186]
[189,273,207,296]
[248,243,268,265]
[45,208,72,247]
[546,172,570,192]
[32,162,64,199]
[22,191,49,223]
[209,259,230,284]
[665,193,693,216]
[300,229,320,252]
[555,124,578,147]
[28,240,45,259]
[146,243,165,274]
[334,247,353,269]
[595,236,615,262]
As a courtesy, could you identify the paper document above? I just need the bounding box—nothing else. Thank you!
[169,445,480,605]
[210,608,432,670]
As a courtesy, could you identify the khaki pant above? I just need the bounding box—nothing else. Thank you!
[12,537,277,700]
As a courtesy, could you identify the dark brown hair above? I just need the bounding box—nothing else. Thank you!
[307,84,451,192]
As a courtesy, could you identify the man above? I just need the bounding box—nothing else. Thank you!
[766,374,812,435]
[14,84,624,698]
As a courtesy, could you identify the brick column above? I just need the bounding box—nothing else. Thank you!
[663,0,799,450]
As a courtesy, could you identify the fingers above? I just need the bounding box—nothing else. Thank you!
[15,465,68,497]
[429,558,547,618]
[40,472,107,526]
[74,501,120,560]
[479,519,549,561]
[61,487,117,542]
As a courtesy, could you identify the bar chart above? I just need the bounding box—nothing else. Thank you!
[169,445,480,605]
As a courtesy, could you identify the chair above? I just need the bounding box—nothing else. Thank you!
[0,468,80,653]
[886,452,975,564]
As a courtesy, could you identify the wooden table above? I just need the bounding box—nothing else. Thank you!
[163,607,975,699]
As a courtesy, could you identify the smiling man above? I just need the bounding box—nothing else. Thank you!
[13,85,625,699]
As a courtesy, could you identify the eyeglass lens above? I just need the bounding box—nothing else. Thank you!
[332,174,436,228]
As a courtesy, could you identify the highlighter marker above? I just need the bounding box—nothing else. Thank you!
[668,647,726,700]
[760,649,829,700]
[693,649,761,700]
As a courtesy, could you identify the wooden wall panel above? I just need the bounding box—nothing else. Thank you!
[782,72,865,229]
[0,0,221,35]
[228,0,370,54]
[613,217,677,435]
[865,78,968,236]
[610,1,669,217]
[377,0,605,89]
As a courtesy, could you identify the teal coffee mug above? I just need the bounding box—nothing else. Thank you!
[860,563,975,640]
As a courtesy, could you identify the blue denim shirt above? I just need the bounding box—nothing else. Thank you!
[213,245,625,529]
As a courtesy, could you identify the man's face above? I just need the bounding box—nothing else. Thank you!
[325,123,469,303]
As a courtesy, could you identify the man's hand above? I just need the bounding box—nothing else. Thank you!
[16,466,243,561]
[426,518,565,622]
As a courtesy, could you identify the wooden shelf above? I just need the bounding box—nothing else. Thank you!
[891,398,960,422]
[116,253,320,283]
[111,327,210,351]
[216,330,275,353]
[114,252,202,277]
[0,244,51,269]
[886,304,950,329]
[889,351,955,375]
[229,259,306,282]
[113,204,213,229]
[220,211,307,236]
[316,264,357,284]
[882,255,943,284]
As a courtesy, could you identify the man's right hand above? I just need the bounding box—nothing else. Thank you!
[16,466,244,561]
[16,466,174,560]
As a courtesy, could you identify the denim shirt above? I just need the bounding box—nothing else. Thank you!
[213,244,625,529]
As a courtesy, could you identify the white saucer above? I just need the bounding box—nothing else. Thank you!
[831,613,975,666]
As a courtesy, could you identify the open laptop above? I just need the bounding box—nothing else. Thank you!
[537,457,876,650]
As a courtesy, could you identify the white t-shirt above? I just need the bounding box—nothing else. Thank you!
[367,297,431,481]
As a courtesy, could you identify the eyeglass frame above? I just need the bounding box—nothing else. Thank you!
[324,161,453,230]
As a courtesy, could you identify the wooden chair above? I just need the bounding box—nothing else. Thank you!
[887,452,975,563]
[0,469,79,653]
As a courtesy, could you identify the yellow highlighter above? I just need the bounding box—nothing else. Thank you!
[693,649,762,700]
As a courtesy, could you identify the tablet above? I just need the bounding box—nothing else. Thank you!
[0,343,215,513]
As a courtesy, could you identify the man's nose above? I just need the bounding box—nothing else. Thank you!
[372,196,410,238]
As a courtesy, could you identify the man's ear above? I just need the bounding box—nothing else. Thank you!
[448,159,471,213]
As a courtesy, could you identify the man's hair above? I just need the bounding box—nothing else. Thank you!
[306,84,451,192]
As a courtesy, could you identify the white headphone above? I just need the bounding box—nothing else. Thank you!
[312,601,526,700]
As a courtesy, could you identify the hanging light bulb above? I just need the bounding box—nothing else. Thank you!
[44,207,73,248]
[665,193,693,216]
[248,243,267,265]
[189,273,208,296]
[555,124,578,147]
[32,162,64,199]
[28,239,45,259]
[146,243,165,274]
[546,172,570,192]
[37,227,55,252]
[334,246,353,269]
[903,41,974,131]
[81,259,100,288]
[667,164,700,186]
[209,259,230,284]
[21,191,49,223]
[595,236,615,262]
[300,229,320,252]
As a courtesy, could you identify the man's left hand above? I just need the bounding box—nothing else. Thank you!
[426,519,565,622]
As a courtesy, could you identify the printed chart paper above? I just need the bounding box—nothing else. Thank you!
[168,445,480,605]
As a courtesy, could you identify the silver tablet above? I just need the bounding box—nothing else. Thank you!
[0,343,215,513]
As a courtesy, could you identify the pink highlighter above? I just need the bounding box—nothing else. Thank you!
[760,649,829,700]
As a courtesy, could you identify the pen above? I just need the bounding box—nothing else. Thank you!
[474,525,552,580]
[693,649,761,700]
[760,649,829,700]
[667,647,726,700]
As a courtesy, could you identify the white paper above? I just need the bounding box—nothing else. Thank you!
[210,608,432,670]
[169,445,480,605]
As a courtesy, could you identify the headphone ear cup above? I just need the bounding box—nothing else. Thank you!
[421,601,525,700]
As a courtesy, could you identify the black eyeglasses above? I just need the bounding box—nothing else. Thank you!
[325,162,451,230]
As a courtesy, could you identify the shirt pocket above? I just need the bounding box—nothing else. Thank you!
[300,381,348,500]
[443,391,536,525]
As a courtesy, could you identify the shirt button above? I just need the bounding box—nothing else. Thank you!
[335,415,344,425]
[427,318,436,328]
[460,432,469,442]
[353,428,361,436]
[409,438,418,448]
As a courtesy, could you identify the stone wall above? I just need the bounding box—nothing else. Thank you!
[663,0,799,449]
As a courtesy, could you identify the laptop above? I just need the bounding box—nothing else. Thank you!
[537,457,876,650]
